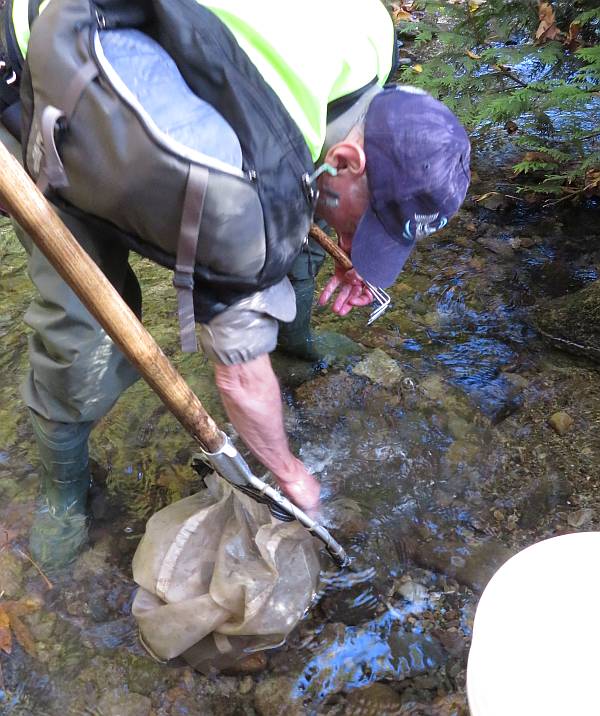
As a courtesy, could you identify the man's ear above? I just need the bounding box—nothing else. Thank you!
[325,141,366,176]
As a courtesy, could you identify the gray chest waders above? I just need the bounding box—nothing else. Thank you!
[0,141,348,568]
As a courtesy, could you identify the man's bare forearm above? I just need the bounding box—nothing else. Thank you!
[213,354,320,509]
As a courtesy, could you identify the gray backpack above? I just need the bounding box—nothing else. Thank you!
[21,0,316,349]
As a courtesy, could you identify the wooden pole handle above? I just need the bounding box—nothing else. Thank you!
[0,141,224,452]
[309,224,353,272]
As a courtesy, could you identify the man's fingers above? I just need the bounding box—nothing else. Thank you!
[332,282,354,314]
[349,289,374,307]
[318,275,341,306]
[319,269,375,315]
[337,284,366,315]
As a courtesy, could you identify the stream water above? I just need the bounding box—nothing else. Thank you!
[1,177,600,715]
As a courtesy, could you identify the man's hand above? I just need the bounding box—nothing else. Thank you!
[317,234,373,316]
[214,354,320,511]
[318,266,373,316]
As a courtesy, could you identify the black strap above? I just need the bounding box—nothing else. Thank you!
[28,0,43,28]
[326,77,378,123]
[1,99,20,139]
[173,164,209,353]
[0,0,23,109]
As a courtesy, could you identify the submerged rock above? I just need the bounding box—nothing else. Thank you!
[294,372,358,428]
[254,676,302,716]
[96,690,151,716]
[314,330,365,363]
[406,536,513,592]
[0,549,23,598]
[295,617,444,703]
[352,349,404,387]
[343,683,403,715]
[548,411,574,435]
[535,280,600,362]
[566,507,595,529]
[477,236,514,258]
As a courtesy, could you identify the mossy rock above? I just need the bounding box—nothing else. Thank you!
[0,549,23,598]
[535,280,600,362]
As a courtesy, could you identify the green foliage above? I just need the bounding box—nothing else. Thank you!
[394,0,600,202]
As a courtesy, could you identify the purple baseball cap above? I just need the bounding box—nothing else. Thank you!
[351,86,471,288]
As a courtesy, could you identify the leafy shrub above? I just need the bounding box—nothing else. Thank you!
[392,1,600,202]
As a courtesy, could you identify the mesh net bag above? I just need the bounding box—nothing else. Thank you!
[131,473,321,673]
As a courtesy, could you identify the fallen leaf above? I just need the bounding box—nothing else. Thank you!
[0,606,11,655]
[466,50,481,60]
[468,0,486,12]
[584,169,600,197]
[390,3,414,23]
[413,64,423,73]
[6,612,36,658]
[535,2,561,43]
[564,21,582,50]
[522,150,559,164]
[474,191,501,203]
[0,596,42,658]
[586,169,600,187]
[392,8,412,22]
[5,595,43,618]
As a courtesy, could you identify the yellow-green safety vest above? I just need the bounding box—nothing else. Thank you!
[14,0,394,160]
[201,0,394,160]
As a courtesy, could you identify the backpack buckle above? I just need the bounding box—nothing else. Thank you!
[172,269,194,290]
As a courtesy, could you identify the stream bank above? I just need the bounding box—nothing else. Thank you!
[1,158,599,714]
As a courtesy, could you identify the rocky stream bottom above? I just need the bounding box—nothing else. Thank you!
[1,180,600,715]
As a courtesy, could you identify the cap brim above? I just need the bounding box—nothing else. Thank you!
[351,208,415,288]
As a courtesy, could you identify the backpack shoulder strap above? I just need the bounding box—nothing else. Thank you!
[28,0,43,28]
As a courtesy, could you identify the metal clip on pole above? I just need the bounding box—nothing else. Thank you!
[193,433,349,569]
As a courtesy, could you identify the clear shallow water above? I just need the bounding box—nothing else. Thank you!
[1,199,600,713]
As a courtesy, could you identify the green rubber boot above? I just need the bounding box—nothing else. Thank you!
[277,239,326,361]
[28,410,94,571]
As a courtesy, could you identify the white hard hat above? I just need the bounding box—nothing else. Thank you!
[467,532,600,716]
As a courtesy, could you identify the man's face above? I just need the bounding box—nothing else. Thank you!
[315,170,370,248]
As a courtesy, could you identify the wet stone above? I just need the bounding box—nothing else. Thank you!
[294,372,358,428]
[23,609,56,642]
[518,236,537,249]
[224,651,268,675]
[409,537,513,592]
[73,537,113,579]
[397,579,428,604]
[125,654,166,694]
[434,629,467,658]
[447,415,471,441]
[430,692,470,715]
[96,690,151,716]
[352,349,404,387]
[445,440,480,468]
[502,372,529,390]
[0,476,22,501]
[548,411,574,435]
[0,549,24,598]
[239,675,254,695]
[343,683,403,716]
[566,507,595,528]
[254,676,302,716]
[314,330,365,363]
[327,498,369,540]
[477,236,514,258]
